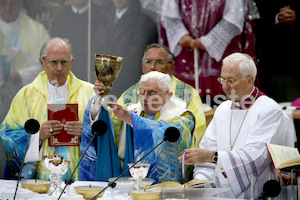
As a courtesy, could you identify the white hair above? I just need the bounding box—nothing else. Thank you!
[139,71,171,92]
[222,53,257,81]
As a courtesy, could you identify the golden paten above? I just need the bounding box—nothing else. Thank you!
[130,189,161,200]
[74,185,104,199]
[20,179,51,193]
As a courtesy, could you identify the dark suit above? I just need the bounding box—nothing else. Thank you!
[50,3,105,81]
[255,0,300,102]
[92,0,158,97]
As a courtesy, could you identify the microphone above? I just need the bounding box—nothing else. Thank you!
[164,126,180,142]
[256,180,281,199]
[92,120,108,136]
[24,119,40,134]
[13,119,40,200]
[90,126,180,200]
[57,120,107,200]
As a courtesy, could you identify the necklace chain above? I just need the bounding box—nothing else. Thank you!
[229,88,259,151]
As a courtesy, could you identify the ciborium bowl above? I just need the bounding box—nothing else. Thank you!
[20,179,51,194]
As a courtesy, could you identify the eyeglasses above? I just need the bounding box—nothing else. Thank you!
[139,89,168,97]
[217,77,236,85]
[143,59,170,66]
[43,59,72,68]
[218,75,250,86]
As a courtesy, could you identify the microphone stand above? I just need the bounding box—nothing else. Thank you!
[90,140,165,200]
[58,132,100,200]
[13,134,32,200]
[13,119,39,200]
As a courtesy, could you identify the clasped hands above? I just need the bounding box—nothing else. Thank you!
[40,120,83,141]
[179,34,206,51]
[278,6,296,24]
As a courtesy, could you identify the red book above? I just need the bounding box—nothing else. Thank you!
[47,104,79,146]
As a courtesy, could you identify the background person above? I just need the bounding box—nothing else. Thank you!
[50,0,107,82]
[160,0,257,103]
[255,0,300,103]
[0,0,50,123]
[92,0,158,98]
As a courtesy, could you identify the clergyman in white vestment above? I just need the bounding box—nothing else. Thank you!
[181,53,294,199]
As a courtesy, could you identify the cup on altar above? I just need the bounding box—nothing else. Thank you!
[49,159,70,196]
[43,155,63,191]
[128,163,151,191]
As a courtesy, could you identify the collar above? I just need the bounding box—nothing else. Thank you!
[47,78,69,103]
[115,7,129,20]
[0,8,24,33]
[72,3,89,14]
[32,71,81,99]
[130,96,187,120]
[140,111,160,120]
[231,87,264,110]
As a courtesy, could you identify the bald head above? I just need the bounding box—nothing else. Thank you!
[39,37,74,86]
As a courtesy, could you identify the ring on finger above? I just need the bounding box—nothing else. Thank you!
[50,128,53,134]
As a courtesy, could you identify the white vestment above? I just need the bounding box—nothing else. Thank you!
[194,95,294,199]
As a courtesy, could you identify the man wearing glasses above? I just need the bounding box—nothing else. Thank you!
[118,43,206,150]
[0,37,95,180]
[180,53,294,198]
[80,71,195,184]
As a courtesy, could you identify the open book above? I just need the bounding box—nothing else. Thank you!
[146,179,213,189]
[266,143,300,169]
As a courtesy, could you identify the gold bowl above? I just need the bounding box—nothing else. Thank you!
[20,179,51,193]
[74,185,104,199]
[130,189,161,200]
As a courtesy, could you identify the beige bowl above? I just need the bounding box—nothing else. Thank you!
[20,179,51,193]
[130,189,161,200]
[74,185,104,199]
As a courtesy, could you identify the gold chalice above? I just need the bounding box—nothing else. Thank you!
[94,54,123,104]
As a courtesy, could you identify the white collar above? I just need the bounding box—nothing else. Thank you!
[115,7,129,20]
[129,96,187,120]
[47,79,69,103]
[0,8,24,33]
[71,3,89,14]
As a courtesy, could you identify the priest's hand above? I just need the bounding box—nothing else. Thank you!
[40,120,63,141]
[64,120,83,137]
[275,168,297,186]
[93,80,105,95]
[109,102,132,125]
[179,148,215,165]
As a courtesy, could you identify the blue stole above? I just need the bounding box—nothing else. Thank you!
[94,108,134,181]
